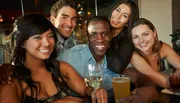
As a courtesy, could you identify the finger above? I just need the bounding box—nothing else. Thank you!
[92,90,96,103]
[118,96,133,103]
[101,89,107,103]
[96,90,101,103]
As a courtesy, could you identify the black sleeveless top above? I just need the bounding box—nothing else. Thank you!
[21,74,70,103]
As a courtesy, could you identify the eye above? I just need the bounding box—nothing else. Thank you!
[48,33,54,38]
[132,35,138,39]
[102,32,110,37]
[143,32,149,36]
[89,32,97,37]
[115,8,120,12]
[72,17,77,22]
[33,35,41,40]
[123,14,128,18]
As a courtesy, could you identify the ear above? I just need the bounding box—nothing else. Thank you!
[50,16,55,25]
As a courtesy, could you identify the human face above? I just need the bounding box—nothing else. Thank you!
[110,4,131,29]
[24,30,55,61]
[131,24,156,53]
[51,6,77,38]
[88,21,111,62]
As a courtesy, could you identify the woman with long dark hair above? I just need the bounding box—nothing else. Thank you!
[0,13,107,103]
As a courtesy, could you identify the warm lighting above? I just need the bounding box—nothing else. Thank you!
[0,15,3,22]
[87,12,91,15]
[12,17,15,20]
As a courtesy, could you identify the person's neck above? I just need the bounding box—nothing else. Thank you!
[61,34,69,40]
[25,58,46,74]
[142,49,153,57]
[111,28,124,37]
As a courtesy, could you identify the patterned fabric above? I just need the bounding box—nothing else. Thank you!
[56,32,77,54]
[23,89,69,103]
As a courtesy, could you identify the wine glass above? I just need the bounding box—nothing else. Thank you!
[84,61,103,90]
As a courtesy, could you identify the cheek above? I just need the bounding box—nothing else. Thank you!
[50,39,55,46]
[72,21,77,28]
[132,39,138,46]
[121,18,129,25]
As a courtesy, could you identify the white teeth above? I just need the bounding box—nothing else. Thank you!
[64,28,70,31]
[139,43,147,48]
[96,45,105,50]
[39,49,49,53]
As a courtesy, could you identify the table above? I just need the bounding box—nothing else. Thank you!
[154,89,180,103]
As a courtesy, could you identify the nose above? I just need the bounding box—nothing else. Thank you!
[66,19,72,27]
[42,37,50,47]
[139,37,144,43]
[96,34,104,42]
[116,13,122,19]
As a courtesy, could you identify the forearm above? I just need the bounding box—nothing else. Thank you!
[131,53,169,88]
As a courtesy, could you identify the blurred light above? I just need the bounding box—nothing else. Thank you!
[0,15,3,22]
[12,17,15,20]
[87,12,91,15]
[78,11,85,17]
[78,24,82,26]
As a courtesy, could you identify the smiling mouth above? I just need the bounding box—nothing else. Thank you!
[39,49,50,53]
[95,45,105,50]
[64,28,70,31]
[139,42,148,48]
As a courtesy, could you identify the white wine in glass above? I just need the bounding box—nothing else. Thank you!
[84,62,103,90]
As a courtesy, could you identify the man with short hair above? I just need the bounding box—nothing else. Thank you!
[57,16,118,90]
[50,0,78,52]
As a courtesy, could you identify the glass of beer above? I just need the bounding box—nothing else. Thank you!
[112,75,130,103]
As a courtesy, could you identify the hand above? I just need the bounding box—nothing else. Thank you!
[0,63,14,85]
[51,96,84,103]
[92,89,107,103]
[118,86,157,103]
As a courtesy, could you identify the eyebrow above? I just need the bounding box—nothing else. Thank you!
[61,13,77,19]
[117,7,130,16]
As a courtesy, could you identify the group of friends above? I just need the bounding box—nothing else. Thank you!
[0,0,180,103]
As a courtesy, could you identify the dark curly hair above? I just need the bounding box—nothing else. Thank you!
[50,0,77,18]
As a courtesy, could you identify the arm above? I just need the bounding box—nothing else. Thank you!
[59,61,107,103]
[162,42,180,69]
[59,61,90,96]
[130,52,169,88]
[106,42,133,73]
[0,78,21,103]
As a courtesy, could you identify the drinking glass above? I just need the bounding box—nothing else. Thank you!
[84,62,103,90]
[112,75,130,103]
[169,72,180,94]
